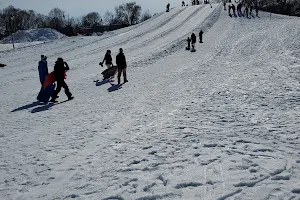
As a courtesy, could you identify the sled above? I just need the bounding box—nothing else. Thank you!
[37,83,56,103]
[43,71,66,89]
[101,66,118,80]
[0,63,6,68]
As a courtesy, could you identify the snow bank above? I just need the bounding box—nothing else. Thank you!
[0,28,66,44]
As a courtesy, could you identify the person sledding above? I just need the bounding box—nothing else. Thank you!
[50,58,73,102]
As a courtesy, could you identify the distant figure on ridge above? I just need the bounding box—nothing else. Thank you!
[166,3,170,12]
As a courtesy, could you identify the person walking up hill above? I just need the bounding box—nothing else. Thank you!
[50,58,73,102]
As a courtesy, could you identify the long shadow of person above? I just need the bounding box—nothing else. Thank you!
[108,84,122,92]
[11,101,43,112]
[31,103,54,113]
[30,99,72,113]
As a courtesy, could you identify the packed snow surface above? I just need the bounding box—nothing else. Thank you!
[0,28,66,44]
[1,4,300,200]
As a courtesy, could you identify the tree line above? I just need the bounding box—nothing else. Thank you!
[0,1,152,39]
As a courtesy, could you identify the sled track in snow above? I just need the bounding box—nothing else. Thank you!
[0,8,186,75]
[66,7,200,62]
[130,5,222,68]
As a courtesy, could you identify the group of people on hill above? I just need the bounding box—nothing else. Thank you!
[38,55,73,103]
[186,30,204,52]
[225,1,259,18]
[181,0,211,7]
[100,48,128,84]
[37,48,128,103]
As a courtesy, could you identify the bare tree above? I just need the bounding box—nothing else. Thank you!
[82,12,102,27]
[140,10,152,22]
[104,11,115,25]
[115,2,142,25]
[48,7,66,30]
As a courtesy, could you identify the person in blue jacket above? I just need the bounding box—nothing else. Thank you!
[37,55,49,102]
[38,55,48,85]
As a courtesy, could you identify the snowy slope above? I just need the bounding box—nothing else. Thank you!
[1,4,300,200]
[0,28,66,44]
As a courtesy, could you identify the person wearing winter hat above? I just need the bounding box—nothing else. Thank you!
[50,57,73,102]
[38,55,48,85]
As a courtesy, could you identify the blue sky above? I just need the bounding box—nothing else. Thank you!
[0,0,182,17]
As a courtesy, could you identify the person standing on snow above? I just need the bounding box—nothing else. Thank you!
[38,55,48,86]
[116,48,128,85]
[37,55,49,102]
[186,37,191,50]
[100,50,113,68]
[182,1,185,6]
[255,5,259,17]
[199,30,203,43]
[50,58,73,102]
[166,3,170,12]
[231,4,236,17]
[191,33,196,51]
[237,3,242,17]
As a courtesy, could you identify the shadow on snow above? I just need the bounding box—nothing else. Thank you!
[11,101,42,112]
[108,83,123,92]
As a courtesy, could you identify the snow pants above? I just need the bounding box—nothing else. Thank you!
[117,68,127,84]
[52,80,72,99]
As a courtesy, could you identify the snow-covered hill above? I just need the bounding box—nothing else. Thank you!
[0,28,66,44]
[1,4,300,200]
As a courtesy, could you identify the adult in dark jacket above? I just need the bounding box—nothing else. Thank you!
[191,33,196,50]
[38,55,48,85]
[100,50,113,68]
[37,55,48,102]
[186,37,191,50]
[199,30,203,43]
[50,57,73,102]
[116,48,128,85]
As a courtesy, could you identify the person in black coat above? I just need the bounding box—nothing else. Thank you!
[50,57,73,102]
[186,37,191,50]
[116,48,128,85]
[199,30,203,43]
[166,3,170,12]
[191,33,196,50]
[100,50,113,68]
